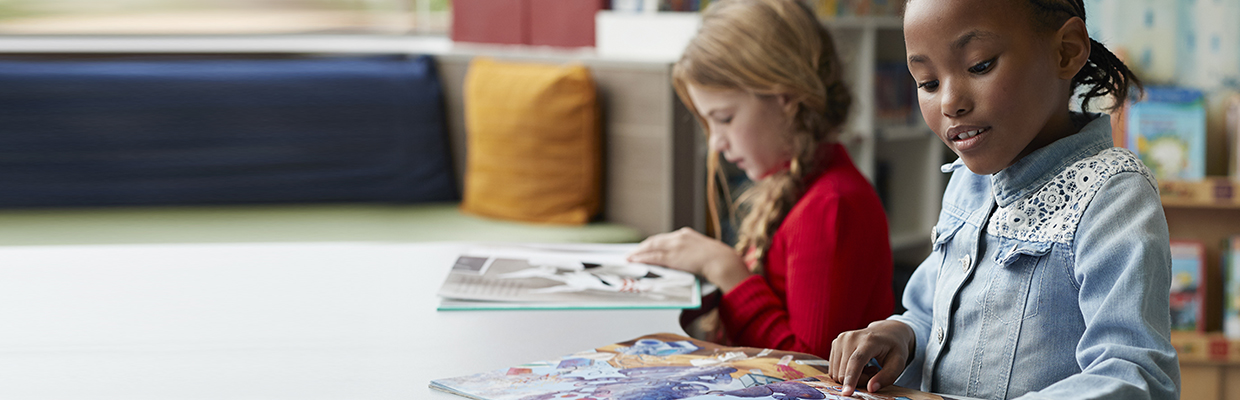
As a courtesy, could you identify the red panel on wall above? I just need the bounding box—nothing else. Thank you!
[452,0,528,45]
[529,0,606,48]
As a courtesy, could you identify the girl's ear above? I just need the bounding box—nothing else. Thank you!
[1055,17,1091,80]
[776,93,799,117]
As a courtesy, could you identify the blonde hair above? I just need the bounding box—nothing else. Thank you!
[672,0,851,269]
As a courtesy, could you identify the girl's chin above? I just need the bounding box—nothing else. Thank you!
[960,158,1006,175]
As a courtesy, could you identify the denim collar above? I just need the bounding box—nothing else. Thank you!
[991,113,1113,208]
[938,114,1114,208]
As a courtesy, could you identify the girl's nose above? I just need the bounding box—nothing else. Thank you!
[708,131,728,152]
[940,82,973,118]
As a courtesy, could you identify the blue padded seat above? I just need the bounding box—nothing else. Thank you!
[0,54,457,207]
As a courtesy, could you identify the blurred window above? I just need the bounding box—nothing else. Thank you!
[0,0,451,35]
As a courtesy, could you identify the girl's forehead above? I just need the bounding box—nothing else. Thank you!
[904,0,1034,45]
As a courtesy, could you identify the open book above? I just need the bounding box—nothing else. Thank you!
[430,333,954,400]
[436,244,700,311]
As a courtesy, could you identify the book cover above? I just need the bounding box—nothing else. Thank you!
[1170,240,1207,332]
[430,332,952,400]
[1225,236,1240,339]
[1125,86,1206,182]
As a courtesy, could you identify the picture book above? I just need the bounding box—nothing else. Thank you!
[1125,86,1206,182]
[436,244,700,311]
[1225,236,1240,339]
[430,332,960,400]
[1170,240,1207,332]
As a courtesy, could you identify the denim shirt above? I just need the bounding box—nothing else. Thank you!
[889,114,1181,400]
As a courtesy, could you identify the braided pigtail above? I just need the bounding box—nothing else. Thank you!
[734,133,820,270]
[1074,37,1143,112]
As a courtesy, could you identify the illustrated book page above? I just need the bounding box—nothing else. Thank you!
[430,332,957,400]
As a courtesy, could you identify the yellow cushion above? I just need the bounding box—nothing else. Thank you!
[460,58,601,224]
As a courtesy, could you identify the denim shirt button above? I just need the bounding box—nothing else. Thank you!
[960,255,971,272]
[931,227,938,244]
[935,326,944,344]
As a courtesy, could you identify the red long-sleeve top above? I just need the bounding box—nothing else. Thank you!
[719,143,894,359]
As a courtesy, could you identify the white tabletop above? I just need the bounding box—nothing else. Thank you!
[0,242,684,399]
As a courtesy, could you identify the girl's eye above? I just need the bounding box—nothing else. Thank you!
[718,116,733,124]
[968,59,995,74]
[917,80,939,92]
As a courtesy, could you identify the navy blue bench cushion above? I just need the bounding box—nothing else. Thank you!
[0,54,457,207]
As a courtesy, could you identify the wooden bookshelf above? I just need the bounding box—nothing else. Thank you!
[1161,178,1240,333]
[1164,179,1240,400]
[1160,178,1240,209]
[1172,331,1240,400]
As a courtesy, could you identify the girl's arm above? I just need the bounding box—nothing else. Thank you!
[1018,171,1180,400]
[718,192,892,359]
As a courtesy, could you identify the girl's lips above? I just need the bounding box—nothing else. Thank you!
[946,126,990,151]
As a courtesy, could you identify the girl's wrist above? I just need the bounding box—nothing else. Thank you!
[708,255,752,293]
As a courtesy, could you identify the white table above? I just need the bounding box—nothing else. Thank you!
[0,242,684,399]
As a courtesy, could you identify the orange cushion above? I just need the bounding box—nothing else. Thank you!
[460,58,601,224]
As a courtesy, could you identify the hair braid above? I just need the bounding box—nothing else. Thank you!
[734,133,822,270]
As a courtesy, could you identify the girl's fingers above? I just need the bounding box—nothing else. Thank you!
[840,344,881,396]
[627,249,663,265]
[627,235,668,261]
[866,352,904,393]
[829,335,843,383]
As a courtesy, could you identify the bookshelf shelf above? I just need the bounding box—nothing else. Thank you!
[878,124,933,142]
[1160,178,1240,209]
[1162,199,1240,209]
[821,15,903,30]
[1171,331,1240,400]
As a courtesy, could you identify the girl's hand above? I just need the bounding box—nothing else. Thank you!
[626,227,752,292]
[829,320,917,396]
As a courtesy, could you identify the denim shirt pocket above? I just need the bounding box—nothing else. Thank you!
[985,238,1052,323]
[931,218,966,252]
[931,217,967,281]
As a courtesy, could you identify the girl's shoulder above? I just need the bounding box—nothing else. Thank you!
[987,147,1157,244]
[801,155,883,209]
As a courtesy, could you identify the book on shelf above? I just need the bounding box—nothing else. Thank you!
[1228,94,1240,179]
[1226,236,1240,339]
[874,62,917,131]
[430,332,963,400]
[1124,86,1207,182]
[1170,240,1207,332]
[435,243,701,311]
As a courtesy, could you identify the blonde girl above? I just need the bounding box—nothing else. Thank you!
[627,0,895,360]
[829,0,1179,399]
